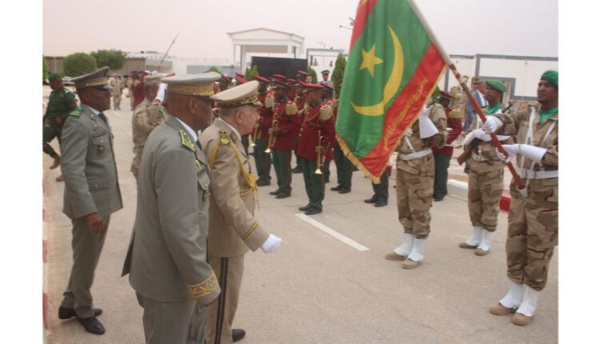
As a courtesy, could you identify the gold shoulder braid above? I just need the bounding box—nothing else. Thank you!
[180,130,196,152]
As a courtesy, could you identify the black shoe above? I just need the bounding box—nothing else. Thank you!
[58,307,103,320]
[433,195,445,202]
[292,166,302,174]
[305,208,322,215]
[77,316,105,335]
[374,200,388,207]
[276,192,291,199]
[299,204,312,211]
[256,179,271,186]
[269,189,281,195]
[364,195,377,204]
[232,328,246,342]
[330,184,343,191]
[338,188,351,194]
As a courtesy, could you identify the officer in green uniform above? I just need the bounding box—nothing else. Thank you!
[43,72,78,180]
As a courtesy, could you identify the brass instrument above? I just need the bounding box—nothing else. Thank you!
[315,130,324,174]
[250,118,260,147]
[265,119,278,153]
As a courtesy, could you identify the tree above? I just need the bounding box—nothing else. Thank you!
[245,65,260,80]
[332,53,347,99]
[208,66,222,74]
[43,55,48,82]
[307,66,318,84]
[62,52,97,77]
[90,49,126,70]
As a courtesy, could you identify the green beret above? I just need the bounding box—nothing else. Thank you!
[48,72,61,81]
[486,79,506,93]
[541,70,558,87]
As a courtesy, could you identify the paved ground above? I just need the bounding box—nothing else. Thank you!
[42,86,558,344]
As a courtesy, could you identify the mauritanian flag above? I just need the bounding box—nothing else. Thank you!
[336,0,447,183]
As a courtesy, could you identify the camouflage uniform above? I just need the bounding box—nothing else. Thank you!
[396,104,447,239]
[131,98,166,180]
[495,107,558,291]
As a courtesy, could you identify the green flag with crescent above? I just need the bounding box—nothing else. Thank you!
[336,0,447,183]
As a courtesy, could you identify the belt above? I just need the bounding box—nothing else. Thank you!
[399,148,432,161]
[515,167,558,179]
[470,152,489,162]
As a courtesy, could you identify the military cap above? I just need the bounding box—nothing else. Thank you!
[212,80,261,108]
[162,72,221,97]
[235,74,248,84]
[144,74,163,87]
[287,78,297,84]
[255,76,270,85]
[72,66,112,90]
[235,72,245,78]
[220,74,232,83]
[486,79,506,93]
[321,69,330,74]
[272,79,291,91]
[439,90,453,101]
[322,83,335,92]
[541,70,558,88]
[297,71,309,77]
[271,74,287,81]
[48,72,61,81]
[299,80,325,91]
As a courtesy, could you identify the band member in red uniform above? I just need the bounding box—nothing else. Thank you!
[254,76,274,186]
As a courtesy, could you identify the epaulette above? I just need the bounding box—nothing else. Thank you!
[218,130,231,145]
[285,101,298,115]
[434,103,442,108]
[319,104,333,121]
[69,108,83,117]
[180,130,195,152]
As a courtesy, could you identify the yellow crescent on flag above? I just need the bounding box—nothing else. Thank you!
[351,25,404,117]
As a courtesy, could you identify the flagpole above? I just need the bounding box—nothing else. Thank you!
[406,0,525,189]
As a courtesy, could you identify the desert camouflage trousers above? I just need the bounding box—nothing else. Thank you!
[467,159,504,232]
[396,155,434,239]
[506,177,558,291]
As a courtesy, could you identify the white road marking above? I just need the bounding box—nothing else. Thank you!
[295,213,369,251]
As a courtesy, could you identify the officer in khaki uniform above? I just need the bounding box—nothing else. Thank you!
[460,80,512,256]
[485,70,558,326]
[130,74,167,181]
[58,66,123,335]
[122,73,222,343]
[200,80,282,344]
[385,100,447,269]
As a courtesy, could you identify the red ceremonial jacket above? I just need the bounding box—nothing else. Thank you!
[271,98,299,151]
[256,93,274,139]
[298,101,335,161]
[432,108,462,156]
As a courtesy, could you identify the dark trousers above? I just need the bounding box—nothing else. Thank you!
[43,121,61,157]
[253,137,271,182]
[333,145,353,189]
[433,153,451,198]
[371,170,389,201]
[272,149,292,193]
[299,157,326,210]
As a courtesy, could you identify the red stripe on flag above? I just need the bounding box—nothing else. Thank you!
[359,44,445,176]
[350,0,379,50]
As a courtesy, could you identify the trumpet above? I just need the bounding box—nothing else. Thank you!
[315,130,324,175]
[265,119,278,153]
[250,118,261,147]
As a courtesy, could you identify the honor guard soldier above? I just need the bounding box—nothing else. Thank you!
[253,76,274,186]
[43,72,78,181]
[484,70,558,326]
[218,74,233,92]
[319,84,336,183]
[385,99,447,269]
[58,67,123,335]
[123,73,221,343]
[331,82,355,195]
[459,80,512,256]
[432,90,463,201]
[296,70,309,82]
[130,74,167,181]
[109,74,123,110]
[291,80,307,174]
[201,80,282,343]
[267,79,300,198]
[297,81,336,215]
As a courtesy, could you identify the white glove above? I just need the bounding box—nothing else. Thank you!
[404,128,413,137]
[418,107,438,138]
[261,234,282,254]
[498,144,548,163]
[483,116,502,133]
[155,82,167,102]
[472,128,491,141]
[496,144,519,163]
[463,131,476,146]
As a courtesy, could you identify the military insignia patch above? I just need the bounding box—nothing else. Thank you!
[180,130,196,152]
[69,108,83,117]
[219,130,230,145]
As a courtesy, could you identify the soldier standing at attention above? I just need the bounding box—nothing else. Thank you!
[109,74,123,110]
[385,100,447,269]
[43,72,78,182]
[122,73,221,343]
[459,80,511,256]
[200,80,282,343]
[268,80,300,199]
[58,67,123,335]
[331,82,355,195]
[130,74,167,181]
[485,70,558,326]
[291,80,307,174]
[297,81,335,215]
[432,91,463,202]
[253,76,274,186]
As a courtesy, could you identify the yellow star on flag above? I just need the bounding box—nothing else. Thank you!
[360,44,384,77]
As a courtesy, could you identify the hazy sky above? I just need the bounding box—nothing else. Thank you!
[43,0,559,60]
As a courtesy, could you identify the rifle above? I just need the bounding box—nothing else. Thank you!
[156,33,179,72]
[456,139,481,166]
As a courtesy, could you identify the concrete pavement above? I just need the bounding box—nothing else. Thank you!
[42,86,558,343]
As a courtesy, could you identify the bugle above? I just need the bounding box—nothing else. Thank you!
[265,119,278,153]
[315,130,323,175]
